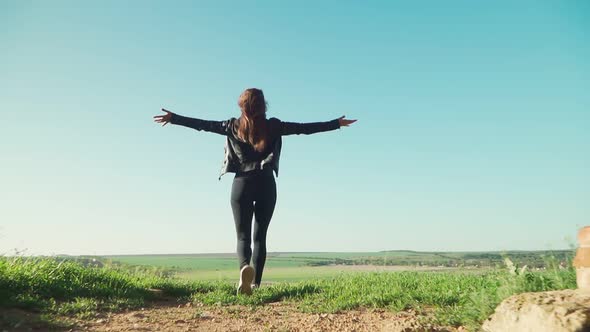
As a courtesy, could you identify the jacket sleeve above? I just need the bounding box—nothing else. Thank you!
[279,118,341,136]
[169,113,231,136]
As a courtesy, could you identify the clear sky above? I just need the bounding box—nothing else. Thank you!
[1,1,588,255]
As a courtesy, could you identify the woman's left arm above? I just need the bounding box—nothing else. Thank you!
[154,108,230,136]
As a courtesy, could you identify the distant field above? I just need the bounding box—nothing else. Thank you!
[108,252,399,269]
[107,253,378,282]
[107,254,309,270]
[105,250,570,282]
[175,265,469,282]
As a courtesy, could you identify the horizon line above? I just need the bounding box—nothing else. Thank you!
[8,248,573,257]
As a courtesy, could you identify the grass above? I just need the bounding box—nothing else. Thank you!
[0,255,576,331]
[0,256,206,329]
[188,267,575,330]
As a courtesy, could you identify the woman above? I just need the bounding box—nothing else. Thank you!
[154,88,356,295]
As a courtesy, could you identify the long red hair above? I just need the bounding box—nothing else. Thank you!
[237,88,268,152]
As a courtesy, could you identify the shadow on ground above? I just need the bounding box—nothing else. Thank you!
[1,308,73,331]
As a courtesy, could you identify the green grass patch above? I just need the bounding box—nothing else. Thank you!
[0,256,204,328]
[188,268,575,330]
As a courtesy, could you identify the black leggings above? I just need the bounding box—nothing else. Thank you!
[230,167,277,286]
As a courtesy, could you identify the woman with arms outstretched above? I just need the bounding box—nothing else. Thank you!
[154,88,356,295]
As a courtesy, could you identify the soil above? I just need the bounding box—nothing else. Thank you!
[66,300,464,332]
[2,300,466,332]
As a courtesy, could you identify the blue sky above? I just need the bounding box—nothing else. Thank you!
[1,1,588,255]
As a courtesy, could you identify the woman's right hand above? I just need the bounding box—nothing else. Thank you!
[338,115,357,127]
[154,108,174,126]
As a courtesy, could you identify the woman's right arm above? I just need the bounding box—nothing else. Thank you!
[278,116,356,136]
[154,108,230,136]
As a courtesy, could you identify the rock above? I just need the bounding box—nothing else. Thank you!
[482,289,590,332]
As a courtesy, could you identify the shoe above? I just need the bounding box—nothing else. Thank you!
[237,265,254,296]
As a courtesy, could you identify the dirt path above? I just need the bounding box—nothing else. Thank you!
[66,301,463,332]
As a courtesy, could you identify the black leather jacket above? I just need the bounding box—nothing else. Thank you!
[169,113,341,179]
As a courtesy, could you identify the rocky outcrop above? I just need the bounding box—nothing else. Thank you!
[482,289,590,332]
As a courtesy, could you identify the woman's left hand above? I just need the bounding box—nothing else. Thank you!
[154,108,174,126]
